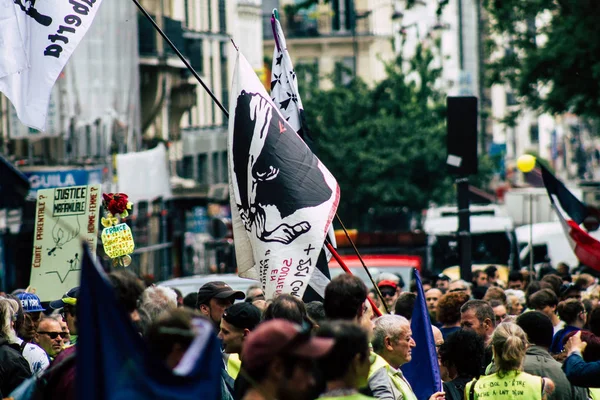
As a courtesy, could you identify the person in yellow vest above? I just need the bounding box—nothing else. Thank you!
[368,315,445,400]
[465,322,555,400]
[218,302,262,380]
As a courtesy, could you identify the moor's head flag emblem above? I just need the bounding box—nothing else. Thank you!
[228,52,339,299]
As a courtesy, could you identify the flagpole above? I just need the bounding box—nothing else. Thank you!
[334,214,390,313]
[326,242,383,317]
[130,0,229,118]
[138,5,383,300]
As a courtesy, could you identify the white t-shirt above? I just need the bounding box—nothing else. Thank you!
[13,337,50,375]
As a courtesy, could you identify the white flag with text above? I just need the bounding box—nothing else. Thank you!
[0,0,103,131]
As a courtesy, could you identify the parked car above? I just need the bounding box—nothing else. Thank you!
[158,273,258,297]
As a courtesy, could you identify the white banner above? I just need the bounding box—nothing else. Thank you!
[0,0,104,131]
[228,51,339,299]
[30,184,100,301]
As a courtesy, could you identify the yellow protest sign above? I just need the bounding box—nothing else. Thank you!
[101,223,135,258]
[29,185,101,301]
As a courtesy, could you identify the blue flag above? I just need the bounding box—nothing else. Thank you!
[401,269,442,399]
[77,245,222,399]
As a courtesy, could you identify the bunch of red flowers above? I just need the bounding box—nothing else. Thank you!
[102,193,132,217]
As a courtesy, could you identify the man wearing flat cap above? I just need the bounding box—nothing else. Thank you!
[196,281,245,330]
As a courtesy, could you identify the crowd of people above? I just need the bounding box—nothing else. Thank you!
[1,263,600,399]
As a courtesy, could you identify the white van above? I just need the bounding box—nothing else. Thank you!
[423,204,520,280]
[516,221,600,269]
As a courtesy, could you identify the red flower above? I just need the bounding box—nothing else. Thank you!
[103,193,130,215]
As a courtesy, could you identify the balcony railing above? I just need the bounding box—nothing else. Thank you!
[263,9,374,40]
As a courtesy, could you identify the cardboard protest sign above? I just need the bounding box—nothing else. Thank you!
[30,184,101,300]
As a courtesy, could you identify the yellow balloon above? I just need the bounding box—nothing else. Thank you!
[517,154,536,173]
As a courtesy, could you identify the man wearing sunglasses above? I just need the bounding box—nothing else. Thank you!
[378,280,400,313]
[49,287,79,345]
[34,317,66,361]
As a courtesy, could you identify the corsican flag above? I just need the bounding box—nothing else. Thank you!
[229,50,340,299]
[270,9,337,300]
[0,0,103,131]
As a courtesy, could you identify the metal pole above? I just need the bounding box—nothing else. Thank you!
[457,177,472,282]
[529,192,534,279]
[130,0,229,118]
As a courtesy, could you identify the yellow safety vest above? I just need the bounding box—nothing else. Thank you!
[368,352,417,400]
[465,370,542,400]
[225,353,241,380]
[589,388,600,400]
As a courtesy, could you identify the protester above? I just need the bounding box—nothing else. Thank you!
[394,292,416,321]
[34,317,66,361]
[436,291,470,339]
[16,292,45,343]
[484,266,499,287]
[550,298,586,354]
[0,298,49,376]
[369,315,417,400]
[183,292,199,309]
[140,285,178,322]
[196,282,245,329]
[239,319,334,400]
[466,323,555,399]
[306,301,326,329]
[49,287,79,345]
[324,275,368,323]
[0,300,32,396]
[508,271,525,290]
[529,289,564,334]
[218,303,261,379]
[516,311,585,400]
[108,270,146,332]
[460,300,495,371]
[448,280,472,298]
[245,285,265,303]
[489,300,508,324]
[563,330,600,387]
[471,270,489,299]
[505,290,525,316]
[436,274,451,293]
[378,280,400,312]
[424,289,442,323]
[316,321,373,399]
[439,329,484,400]
[482,286,507,306]
[263,294,309,325]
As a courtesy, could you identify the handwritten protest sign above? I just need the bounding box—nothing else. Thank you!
[101,223,134,259]
[30,184,101,301]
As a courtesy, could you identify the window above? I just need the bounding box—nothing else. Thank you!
[207,0,212,32]
[181,155,194,179]
[212,152,220,184]
[529,124,539,143]
[220,42,229,111]
[198,154,208,185]
[218,0,226,33]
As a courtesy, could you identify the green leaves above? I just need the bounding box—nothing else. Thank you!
[301,45,475,227]
[486,0,600,118]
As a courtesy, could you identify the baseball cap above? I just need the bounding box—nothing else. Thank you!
[241,319,334,370]
[196,281,245,306]
[437,273,451,281]
[17,293,46,313]
[223,303,262,330]
[377,280,398,290]
[49,287,80,310]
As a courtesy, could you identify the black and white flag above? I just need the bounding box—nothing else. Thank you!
[228,51,339,299]
[270,10,337,299]
[0,0,102,130]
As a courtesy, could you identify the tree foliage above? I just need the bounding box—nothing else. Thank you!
[485,0,600,119]
[300,43,493,228]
